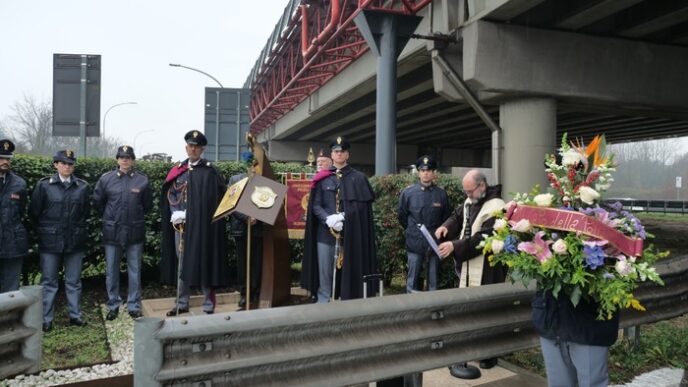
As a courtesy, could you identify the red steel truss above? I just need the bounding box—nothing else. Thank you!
[248,0,432,134]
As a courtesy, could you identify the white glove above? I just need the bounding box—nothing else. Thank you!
[325,213,345,228]
[332,221,343,232]
[170,210,186,225]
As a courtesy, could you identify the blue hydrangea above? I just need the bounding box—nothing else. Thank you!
[504,235,519,254]
[584,244,606,270]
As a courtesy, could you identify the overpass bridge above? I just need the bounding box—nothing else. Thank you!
[244,0,688,196]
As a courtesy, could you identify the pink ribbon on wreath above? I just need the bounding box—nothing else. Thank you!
[506,204,644,257]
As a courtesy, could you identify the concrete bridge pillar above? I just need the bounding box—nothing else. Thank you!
[499,98,557,200]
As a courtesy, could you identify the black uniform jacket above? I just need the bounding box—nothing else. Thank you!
[30,174,91,253]
[301,165,377,300]
[397,183,451,255]
[159,159,230,288]
[0,172,29,259]
[93,169,153,246]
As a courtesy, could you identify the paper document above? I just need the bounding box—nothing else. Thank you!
[418,224,443,259]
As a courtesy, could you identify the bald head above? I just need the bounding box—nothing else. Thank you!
[462,169,487,201]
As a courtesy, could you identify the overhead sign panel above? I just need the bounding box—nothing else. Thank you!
[204,88,251,161]
[53,54,101,137]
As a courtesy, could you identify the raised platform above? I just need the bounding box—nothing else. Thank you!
[141,287,311,318]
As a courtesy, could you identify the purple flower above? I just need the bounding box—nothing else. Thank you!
[551,232,560,240]
[584,243,606,270]
[609,201,623,212]
[504,235,519,254]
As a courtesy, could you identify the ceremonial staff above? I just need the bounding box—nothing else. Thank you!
[173,222,184,316]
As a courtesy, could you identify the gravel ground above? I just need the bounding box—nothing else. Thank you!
[1,305,134,387]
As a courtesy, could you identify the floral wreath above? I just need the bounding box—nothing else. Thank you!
[482,133,666,320]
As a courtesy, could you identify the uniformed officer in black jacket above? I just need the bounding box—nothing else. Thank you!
[94,145,152,320]
[0,139,29,293]
[30,150,91,332]
[397,155,451,293]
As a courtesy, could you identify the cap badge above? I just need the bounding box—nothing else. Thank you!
[66,150,73,158]
[423,157,429,164]
[193,131,199,138]
[123,145,128,152]
[2,142,8,151]
[337,137,342,144]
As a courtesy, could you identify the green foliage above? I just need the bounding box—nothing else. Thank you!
[370,173,465,288]
[14,154,468,288]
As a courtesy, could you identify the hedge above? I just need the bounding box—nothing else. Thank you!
[12,155,465,290]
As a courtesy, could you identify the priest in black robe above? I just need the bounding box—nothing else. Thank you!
[301,136,377,301]
[160,130,229,315]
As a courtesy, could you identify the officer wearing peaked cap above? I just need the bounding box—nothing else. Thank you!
[160,130,229,316]
[31,149,91,332]
[94,145,152,320]
[0,139,29,293]
[398,155,450,294]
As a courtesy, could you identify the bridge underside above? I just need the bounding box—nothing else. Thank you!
[254,0,688,194]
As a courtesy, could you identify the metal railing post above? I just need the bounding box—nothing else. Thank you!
[134,317,164,387]
[20,285,42,374]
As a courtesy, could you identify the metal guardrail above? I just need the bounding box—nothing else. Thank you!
[605,199,688,214]
[0,286,43,380]
[134,255,688,387]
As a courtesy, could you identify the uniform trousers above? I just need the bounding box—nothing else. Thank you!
[316,242,336,303]
[406,251,438,293]
[0,257,22,293]
[104,243,143,313]
[174,231,215,312]
[540,336,610,387]
[40,252,84,323]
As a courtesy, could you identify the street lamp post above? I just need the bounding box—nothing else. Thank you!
[169,63,224,161]
[103,102,137,157]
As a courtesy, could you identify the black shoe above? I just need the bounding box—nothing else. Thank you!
[128,310,142,319]
[238,296,246,308]
[479,358,498,369]
[42,322,53,332]
[69,318,87,327]
[449,363,481,379]
[204,310,214,315]
[166,308,189,317]
[106,308,119,321]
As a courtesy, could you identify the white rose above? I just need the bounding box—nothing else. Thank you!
[493,218,507,231]
[510,219,531,233]
[552,239,567,255]
[561,149,584,166]
[533,193,553,207]
[578,186,601,205]
[615,257,635,277]
[491,239,504,254]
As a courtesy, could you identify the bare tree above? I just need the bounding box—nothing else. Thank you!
[2,94,121,157]
[3,94,53,155]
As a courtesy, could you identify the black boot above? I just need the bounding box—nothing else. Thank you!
[449,363,481,379]
[238,295,246,308]
[479,357,498,369]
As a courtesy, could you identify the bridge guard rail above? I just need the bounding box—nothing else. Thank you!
[134,255,688,387]
[0,286,43,380]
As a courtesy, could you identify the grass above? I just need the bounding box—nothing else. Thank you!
[504,313,688,384]
[41,281,111,369]
[636,212,688,222]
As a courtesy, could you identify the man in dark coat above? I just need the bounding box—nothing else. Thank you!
[301,136,377,301]
[436,169,506,378]
[0,139,29,293]
[159,130,229,316]
[398,155,450,293]
[31,150,91,332]
[93,145,152,320]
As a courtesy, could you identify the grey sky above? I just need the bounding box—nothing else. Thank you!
[0,0,288,160]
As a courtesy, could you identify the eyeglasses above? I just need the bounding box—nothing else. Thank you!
[463,181,483,195]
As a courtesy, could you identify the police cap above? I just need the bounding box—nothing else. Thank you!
[330,136,350,151]
[53,150,77,164]
[184,130,208,146]
[0,139,15,159]
[116,145,136,159]
[416,155,437,171]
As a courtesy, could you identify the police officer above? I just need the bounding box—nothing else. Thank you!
[30,150,91,332]
[0,139,29,293]
[94,145,152,320]
[398,155,451,293]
